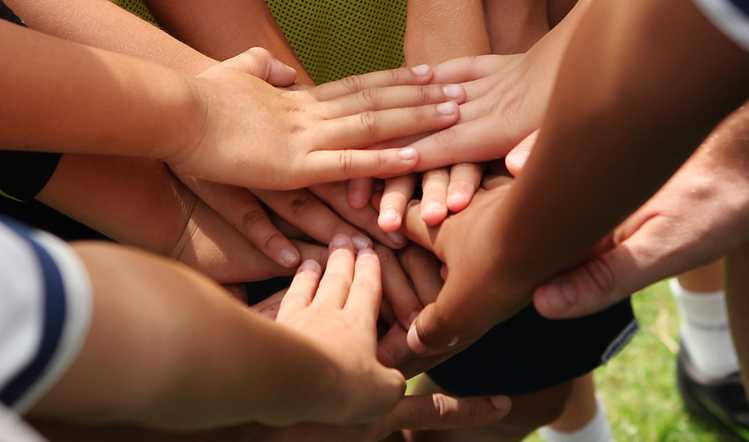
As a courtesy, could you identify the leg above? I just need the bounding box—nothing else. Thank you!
[539,374,613,442]
[409,375,571,442]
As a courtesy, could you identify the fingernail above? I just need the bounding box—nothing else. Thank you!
[407,322,428,354]
[538,285,569,311]
[298,259,321,273]
[411,64,431,76]
[424,201,445,217]
[398,147,418,161]
[490,395,511,411]
[506,145,531,170]
[447,191,468,209]
[387,231,407,246]
[442,84,463,99]
[280,248,300,267]
[358,247,376,257]
[436,101,458,115]
[352,235,372,250]
[379,208,401,226]
[447,337,459,347]
[330,234,351,250]
[440,264,448,280]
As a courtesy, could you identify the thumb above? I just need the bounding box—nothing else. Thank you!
[505,130,539,177]
[222,47,297,87]
[533,238,657,319]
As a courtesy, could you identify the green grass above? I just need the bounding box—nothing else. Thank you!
[526,281,735,442]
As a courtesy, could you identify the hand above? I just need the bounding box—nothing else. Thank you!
[241,392,510,442]
[274,234,405,424]
[168,48,465,190]
[398,171,524,357]
[516,107,749,318]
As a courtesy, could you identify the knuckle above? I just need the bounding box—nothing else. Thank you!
[583,258,616,298]
[338,150,355,175]
[359,111,378,138]
[289,192,316,216]
[240,206,270,232]
[388,67,404,84]
[341,74,365,94]
[416,85,431,105]
[359,87,380,108]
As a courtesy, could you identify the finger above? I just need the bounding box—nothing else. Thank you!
[322,84,466,118]
[221,47,297,87]
[180,179,301,268]
[347,178,374,209]
[383,393,511,433]
[311,65,433,101]
[309,183,407,248]
[313,234,356,308]
[409,117,520,172]
[533,232,663,319]
[344,247,382,327]
[253,188,373,249]
[402,200,440,253]
[398,246,443,306]
[302,147,419,184]
[431,55,506,84]
[378,176,417,233]
[377,324,412,369]
[317,101,460,150]
[447,163,482,213]
[420,169,450,226]
[506,130,539,176]
[277,259,322,321]
[376,244,423,330]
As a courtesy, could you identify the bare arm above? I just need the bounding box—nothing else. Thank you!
[406,0,749,353]
[146,0,314,84]
[32,242,340,430]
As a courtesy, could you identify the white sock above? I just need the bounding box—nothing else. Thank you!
[671,279,739,379]
[538,398,613,442]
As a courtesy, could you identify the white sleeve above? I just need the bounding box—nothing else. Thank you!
[693,0,749,51]
[0,219,91,414]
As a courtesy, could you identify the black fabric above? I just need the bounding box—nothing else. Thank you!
[243,274,637,397]
[427,300,636,396]
[0,0,63,202]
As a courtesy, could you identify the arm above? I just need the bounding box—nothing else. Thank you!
[406,0,749,352]
[146,0,314,84]
[33,242,343,430]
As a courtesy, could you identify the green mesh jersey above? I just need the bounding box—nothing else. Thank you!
[109,0,407,84]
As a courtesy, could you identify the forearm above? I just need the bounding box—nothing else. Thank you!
[36,156,192,255]
[6,0,215,75]
[32,242,337,429]
[483,0,549,52]
[0,20,199,159]
[405,0,490,64]
[490,1,749,304]
[147,0,314,84]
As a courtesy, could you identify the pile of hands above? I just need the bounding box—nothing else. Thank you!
[88,25,749,440]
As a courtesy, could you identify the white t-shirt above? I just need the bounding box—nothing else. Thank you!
[693,0,749,51]
[0,218,91,439]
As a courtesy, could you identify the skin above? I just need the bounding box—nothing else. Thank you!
[514,104,749,319]
[0,19,465,190]
[31,238,408,430]
[403,0,749,356]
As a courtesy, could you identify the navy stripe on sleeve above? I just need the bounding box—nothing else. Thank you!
[0,220,67,409]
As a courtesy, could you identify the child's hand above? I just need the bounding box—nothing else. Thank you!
[168,48,465,190]
[275,234,405,425]
[398,172,527,359]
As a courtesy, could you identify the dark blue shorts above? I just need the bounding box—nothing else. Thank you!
[246,278,637,397]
